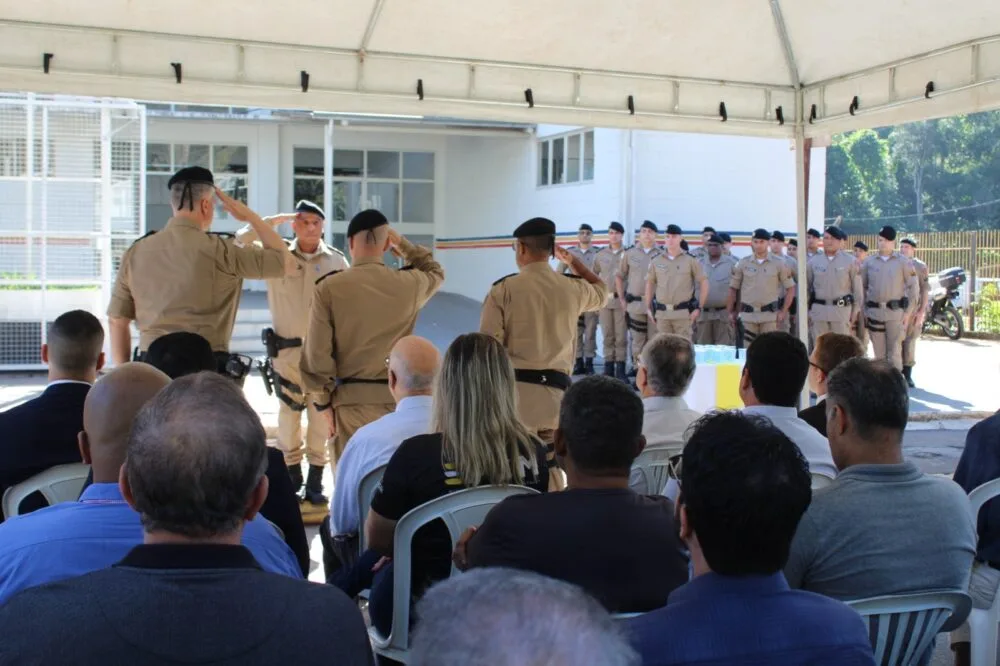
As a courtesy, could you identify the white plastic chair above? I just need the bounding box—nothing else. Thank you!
[810,472,834,490]
[631,443,683,495]
[847,590,971,666]
[967,478,1000,666]
[369,485,539,664]
[356,463,388,554]
[2,463,91,520]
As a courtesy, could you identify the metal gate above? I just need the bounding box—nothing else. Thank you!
[0,93,145,370]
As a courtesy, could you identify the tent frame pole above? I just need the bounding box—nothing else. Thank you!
[794,88,810,409]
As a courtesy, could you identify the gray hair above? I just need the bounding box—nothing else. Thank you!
[640,333,696,397]
[125,372,268,538]
[393,357,436,393]
[826,358,909,442]
[170,182,214,211]
[410,568,640,666]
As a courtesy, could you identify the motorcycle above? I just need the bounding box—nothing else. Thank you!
[922,266,965,340]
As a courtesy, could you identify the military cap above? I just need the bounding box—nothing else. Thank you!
[347,209,389,237]
[752,228,771,241]
[295,199,325,220]
[168,166,215,211]
[825,226,847,241]
[608,221,625,234]
[901,237,917,248]
[579,223,593,232]
[718,232,732,243]
[640,220,658,233]
[513,217,556,238]
[706,233,724,244]
[807,228,822,238]
[665,224,683,235]
[771,230,786,242]
[788,238,798,247]
[878,226,897,241]
[854,241,868,251]
[702,226,716,233]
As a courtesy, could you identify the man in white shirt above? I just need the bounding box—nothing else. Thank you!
[739,332,837,480]
[322,336,440,574]
[632,333,701,493]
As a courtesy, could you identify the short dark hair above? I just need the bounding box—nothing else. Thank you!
[47,310,104,373]
[143,332,216,379]
[826,358,908,441]
[558,375,644,474]
[814,333,865,375]
[126,372,268,538]
[641,334,696,397]
[745,332,809,407]
[518,235,555,255]
[681,411,812,575]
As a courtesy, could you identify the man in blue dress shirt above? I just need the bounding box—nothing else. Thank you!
[0,363,300,604]
[626,411,875,666]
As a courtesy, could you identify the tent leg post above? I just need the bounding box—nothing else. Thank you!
[794,91,811,410]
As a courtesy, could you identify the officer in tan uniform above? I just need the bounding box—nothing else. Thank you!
[719,232,734,256]
[861,226,919,372]
[300,209,444,462]
[556,223,601,375]
[899,237,930,388]
[853,241,870,348]
[235,200,349,505]
[107,166,294,379]
[644,223,708,340]
[770,231,798,333]
[480,217,607,438]
[806,226,863,338]
[691,226,716,260]
[593,221,628,380]
[805,228,822,259]
[787,238,799,260]
[728,228,795,344]
[697,233,738,344]
[616,220,661,376]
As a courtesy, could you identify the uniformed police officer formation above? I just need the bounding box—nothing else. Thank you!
[860,226,919,372]
[853,241,870,349]
[899,237,930,388]
[806,226,863,340]
[769,231,798,334]
[593,222,628,380]
[644,224,708,341]
[556,224,601,375]
[235,200,349,507]
[728,228,796,343]
[617,221,662,377]
[696,233,738,345]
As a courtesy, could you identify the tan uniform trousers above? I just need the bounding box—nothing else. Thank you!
[902,317,921,367]
[575,312,599,359]
[812,320,853,337]
[626,302,650,367]
[599,307,627,363]
[866,315,906,371]
[654,314,694,340]
[333,403,394,464]
[277,401,330,468]
[743,319,779,342]
[696,314,735,345]
[855,315,870,351]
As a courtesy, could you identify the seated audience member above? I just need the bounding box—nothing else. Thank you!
[627,411,876,666]
[141,330,309,576]
[941,409,1000,666]
[785,359,975,602]
[0,365,301,605]
[0,373,372,665]
[333,333,549,637]
[322,336,439,576]
[411,568,639,666]
[455,375,687,612]
[799,332,865,436]
[740,331,837,479]
[0,310,104,518]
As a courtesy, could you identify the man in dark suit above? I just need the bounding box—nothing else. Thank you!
[0,310,104,518]
[0,372,374,666]
[799,332,866,436]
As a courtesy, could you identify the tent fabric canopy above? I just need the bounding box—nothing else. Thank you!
[1,0,999,138]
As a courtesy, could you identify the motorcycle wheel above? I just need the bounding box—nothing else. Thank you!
[938,305,964,340]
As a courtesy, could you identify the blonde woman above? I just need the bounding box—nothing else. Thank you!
[332,333,548,636]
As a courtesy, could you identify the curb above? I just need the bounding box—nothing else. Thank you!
[908,411,992,423]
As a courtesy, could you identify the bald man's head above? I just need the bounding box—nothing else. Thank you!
[388,336,441,400]
[81,362,171,483]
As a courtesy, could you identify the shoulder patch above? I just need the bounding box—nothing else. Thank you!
[315,269,343,285]
[492,272,517,286]
[130,230,156,246]
[207,231,235,240]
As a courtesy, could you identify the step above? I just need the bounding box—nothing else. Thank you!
[235,308,273,324]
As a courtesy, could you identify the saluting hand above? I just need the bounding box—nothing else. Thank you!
[264,213,297,227]
[215,188,261,224]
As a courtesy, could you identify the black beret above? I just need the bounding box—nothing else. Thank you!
[854,241,868,251]
[706,233,724,244]
[807,228,822,238]
[752,228,771,241]
[680,240,690,251]
[771,230,785,242]
[295,199,325,220]
[167,166,214,189]
[608,221,625,234]
[514,217,556,238]
[579,223,593,232]
[718,232,732,243]
[640,220,658,233]
[901,237,917,248]
[825,226,847,241]
[879,226,897,241]
[347,209,389,237]
[788,238,798,247]
[665,224,683,235]
[702,226,716,233]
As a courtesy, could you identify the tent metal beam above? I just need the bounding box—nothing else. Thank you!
[768,0,801,89]
[360,0,388,53]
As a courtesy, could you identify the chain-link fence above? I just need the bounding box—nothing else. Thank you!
[0,94,144,369]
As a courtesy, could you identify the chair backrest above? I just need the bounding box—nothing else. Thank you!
[969,478,1000,522]
[847,590,972,666]
[631,443,683,495]
[2,463,91,520]
[810,472,834,490]
[356,463,388,553]
[370,485,539,660]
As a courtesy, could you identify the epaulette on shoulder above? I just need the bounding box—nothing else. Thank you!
[315,269,343,285]
[563,273,583,280]
[130,230,156,246]
[492,272,517,286]
[207,231,235,240]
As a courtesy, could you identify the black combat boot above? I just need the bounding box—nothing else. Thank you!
[304,464,329,505]
[584,358,595,375]
[572,358,586,376]
[288,463,304,499]
[903,366,915,388]
[615,362,628,382]
[603,361,616,377]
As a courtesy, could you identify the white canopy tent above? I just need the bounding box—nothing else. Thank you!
[1,0,998,387]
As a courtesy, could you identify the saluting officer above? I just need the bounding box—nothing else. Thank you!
[853,241,870,348]
[645,224,708,341]
[860,226,919,372]
[556,223,601,375]
[300,209,444,462]
[108,166,294,377]
[593,222,628,381]
[899,237,930,388]
[616,220,662,375]
[697,233,738,345]
[481,217,607,438]
[728,228,795,344]
[806,226,863,338]
[235,199,349,505]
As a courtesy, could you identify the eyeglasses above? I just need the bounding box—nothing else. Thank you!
[809,361,827,374]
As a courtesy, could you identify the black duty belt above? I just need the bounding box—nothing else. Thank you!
[866,298,909,311]
[625,313,647,333]
[741,301,780,314]
[703,306,727,312]
[813,294,854,307]
[335,377,390,387]
[654,299,695,313]
[625,293,643,303]
[514,369,572,392]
